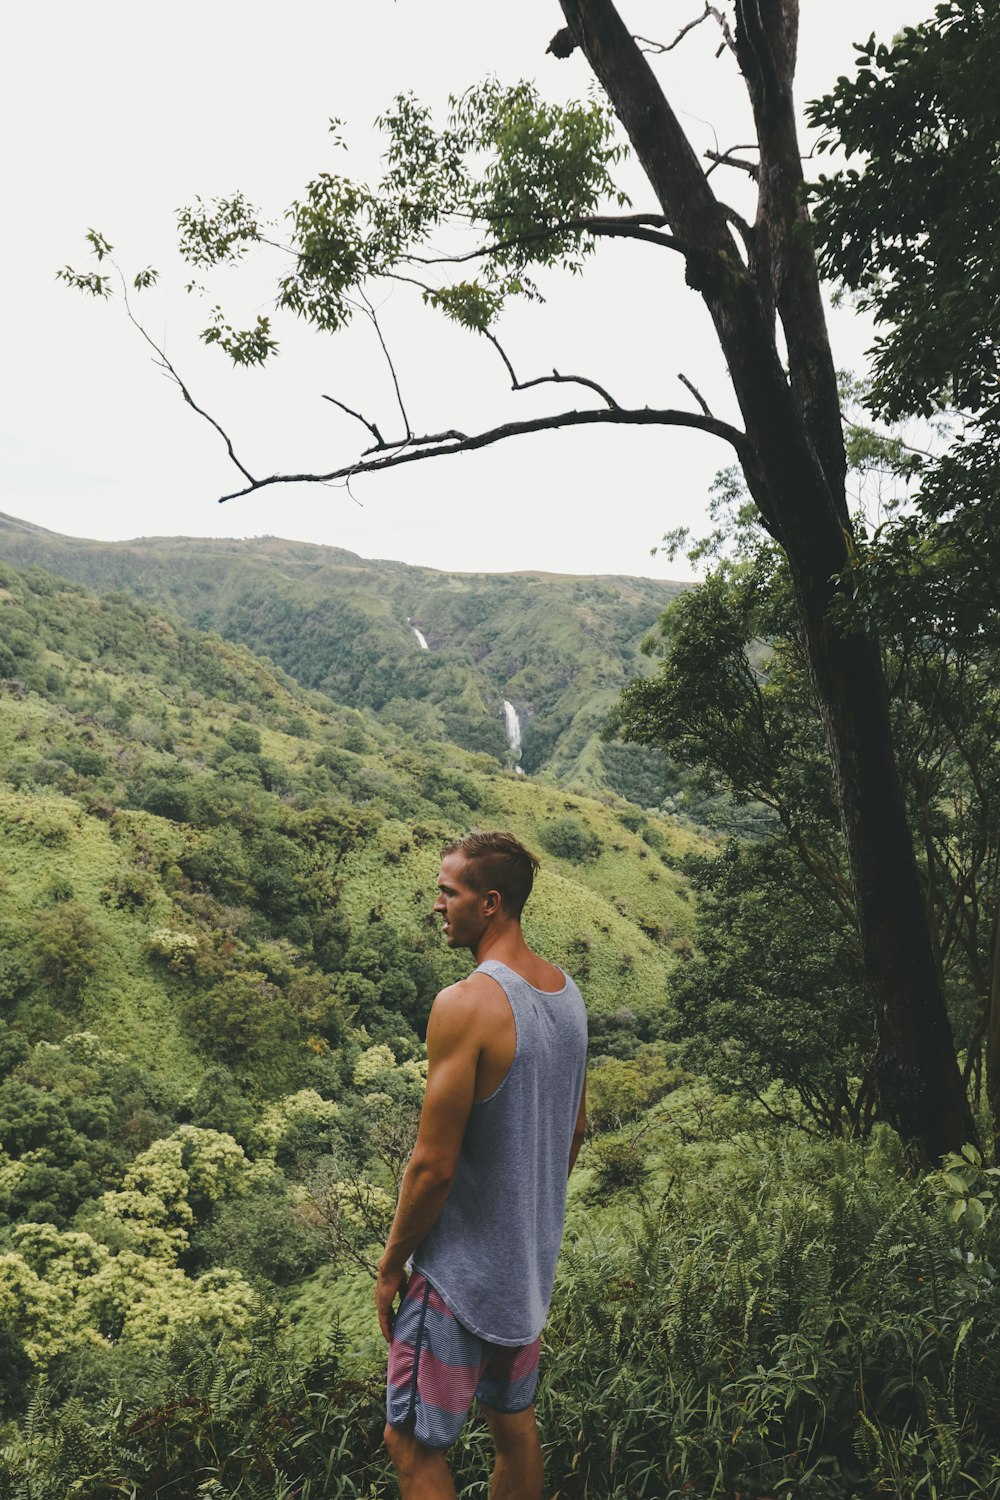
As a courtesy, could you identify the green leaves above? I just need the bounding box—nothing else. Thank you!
[57,230,159,302]
[421,279,506,331]
[165,82,628,361]
[176,192,263,268]
[449,80,629,275]
[55,230,115,298]
[809,1,1000,422]
[199,307,278,366]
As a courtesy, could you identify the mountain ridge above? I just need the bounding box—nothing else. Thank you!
[0,511,684,585]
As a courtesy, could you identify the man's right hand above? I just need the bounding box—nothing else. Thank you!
[376,1260,409,1342]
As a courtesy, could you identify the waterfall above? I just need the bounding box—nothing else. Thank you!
[503,700,525,773]
[410,622,429,651]
[503,700,521,754]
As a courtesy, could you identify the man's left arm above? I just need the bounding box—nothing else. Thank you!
[375,985,479,1340]
[568,1076,587,1175]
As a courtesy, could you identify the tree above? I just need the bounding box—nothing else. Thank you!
[808,0,1000,1144]
[63,2,975,1156]
[615,434,1000,1135]
[668,838,876,1136]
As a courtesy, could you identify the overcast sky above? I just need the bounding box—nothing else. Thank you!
[2,1,929,580]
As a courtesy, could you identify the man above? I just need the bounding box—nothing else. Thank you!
[376,830,588,1500]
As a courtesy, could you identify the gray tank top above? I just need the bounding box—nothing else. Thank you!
[412,958,588,1346]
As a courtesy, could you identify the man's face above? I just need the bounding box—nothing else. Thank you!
[433,853,491,950]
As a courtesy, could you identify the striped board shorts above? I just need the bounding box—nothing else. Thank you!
[386,1271,541,1450]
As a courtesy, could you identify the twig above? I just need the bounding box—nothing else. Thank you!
[358,290,411,438]
[635,4,736,58]
[677,373,712,418]
[217,405,749,503]
[705,147,760,181]
[635,9,708,54]
[118,270,257,487]
[484,330,621,410]
[321,394,385,448]
[362,428,468,456]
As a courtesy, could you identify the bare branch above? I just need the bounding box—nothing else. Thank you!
[484,329,621,410]
[217,405,749,503]
[363,428,468,456]
[705,147,760,181]
[635,3,736,58]
[359,290,411,437]
[117,270,257,487]
[677,372,712,417]
[403,213,689,268]
[321,394,385,448]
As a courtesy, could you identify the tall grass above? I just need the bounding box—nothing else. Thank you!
[3,1125,998,1499]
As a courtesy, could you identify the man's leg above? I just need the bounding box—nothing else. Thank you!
[480,1403,544,1500]
[383,1423,457,1500]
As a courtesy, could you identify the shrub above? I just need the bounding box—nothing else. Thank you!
[225,722,262,755]
[30,902,104,1000]
[585,1137,650,1199]
[538,815,601,863]
[183,971,301,1067]
[147,928,200,974]
[587,1052,681,1132]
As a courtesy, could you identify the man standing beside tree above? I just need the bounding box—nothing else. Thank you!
[376,830,588,1499]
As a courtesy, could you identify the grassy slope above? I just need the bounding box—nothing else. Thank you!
[0,560,700,1075]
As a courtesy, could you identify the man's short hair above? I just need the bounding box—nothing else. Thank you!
[442,830,540,918]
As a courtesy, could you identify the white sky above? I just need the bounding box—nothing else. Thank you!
[2,1,929,580]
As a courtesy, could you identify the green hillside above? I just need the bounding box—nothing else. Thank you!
[0,556,699,1404]
[0,513,685,803]
[1,557,995,1498]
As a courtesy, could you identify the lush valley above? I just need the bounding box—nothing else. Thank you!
[0,545,996,1497]
[0,557,696,1395]
[0,513,687,806]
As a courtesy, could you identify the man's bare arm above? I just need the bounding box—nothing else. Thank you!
[568,1077,587,1176]
[375,985,479,1339]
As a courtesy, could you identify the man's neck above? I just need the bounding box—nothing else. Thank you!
[470,921,567,990]
[472,920,530,971]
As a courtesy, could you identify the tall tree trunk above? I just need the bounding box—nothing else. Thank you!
[986,902,1000,1157]
[560,0,977,1157]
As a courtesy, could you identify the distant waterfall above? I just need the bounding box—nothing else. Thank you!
[410,622,429,651]
[503,699,525,773]
[503,700,521,753]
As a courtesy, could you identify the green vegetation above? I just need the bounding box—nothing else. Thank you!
[1,537,996,1493]
[0,516,684,806]
[0,556,698,1431]
[4,1097,998,1498]
[613,455,1000,1144]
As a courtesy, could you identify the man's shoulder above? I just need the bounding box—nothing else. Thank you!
[430,971,507,1022]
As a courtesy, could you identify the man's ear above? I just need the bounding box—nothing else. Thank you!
[483,889,501,917]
